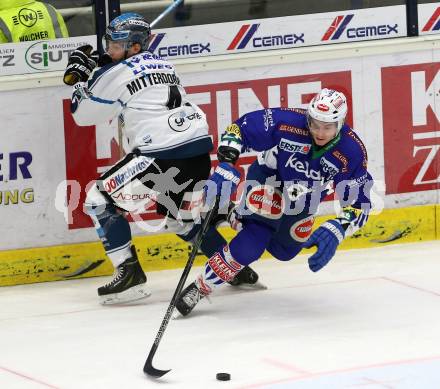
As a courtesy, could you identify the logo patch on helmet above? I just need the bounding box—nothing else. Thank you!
[128,19,149,27]
[290,216,315,242]
[307,88,348,131]
[246,185,284,219]
[333,96,344,109]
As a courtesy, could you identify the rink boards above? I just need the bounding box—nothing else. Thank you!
[1,33,440,287]
[0,203,439,286]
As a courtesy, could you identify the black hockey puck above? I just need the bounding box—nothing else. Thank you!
[216,372,231,381]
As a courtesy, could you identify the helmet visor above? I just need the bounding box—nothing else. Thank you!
[102,35,129,52]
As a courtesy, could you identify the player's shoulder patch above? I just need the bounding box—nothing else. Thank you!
[331,150,349,173]
[278,124,309,137]
[344,127,368,169]
[280,107,307,115]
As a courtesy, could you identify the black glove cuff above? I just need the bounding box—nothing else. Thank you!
[217,145,240,165]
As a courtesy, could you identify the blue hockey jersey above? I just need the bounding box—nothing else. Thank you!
[224,107,373,232]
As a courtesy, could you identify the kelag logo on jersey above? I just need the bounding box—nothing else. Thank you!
[148,33,211,58]
[422,7,440,32]
[321,14,398,41]
[227,23,304,51]
[25,41,85,70]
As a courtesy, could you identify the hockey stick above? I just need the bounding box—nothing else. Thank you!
[150,0,184,28]
[117,114,125,158]
[143,196,219,378]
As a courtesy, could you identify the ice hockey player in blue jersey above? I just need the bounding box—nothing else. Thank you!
[176,88,374,316]
[63,13,258,305]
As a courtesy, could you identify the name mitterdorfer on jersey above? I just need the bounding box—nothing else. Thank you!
[126,72,181,95]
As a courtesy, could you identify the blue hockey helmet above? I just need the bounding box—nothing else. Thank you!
[104,13,151,52]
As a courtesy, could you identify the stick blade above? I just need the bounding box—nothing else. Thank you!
[143,364,171,378]
[143,356,171,378]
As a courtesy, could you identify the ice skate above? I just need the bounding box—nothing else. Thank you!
[228,266,267,290]
[175,280,210,316]
[98,250,150,305]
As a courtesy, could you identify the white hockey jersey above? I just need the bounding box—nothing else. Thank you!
[71,51,213,159]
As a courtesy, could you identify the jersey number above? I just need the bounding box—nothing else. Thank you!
[167,85,182,110]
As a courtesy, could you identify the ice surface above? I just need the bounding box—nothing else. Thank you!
[1,241,440,389]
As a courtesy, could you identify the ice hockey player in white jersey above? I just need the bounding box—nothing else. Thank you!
[63,13,258,305]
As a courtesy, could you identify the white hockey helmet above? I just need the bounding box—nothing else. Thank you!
[307,88,348,132]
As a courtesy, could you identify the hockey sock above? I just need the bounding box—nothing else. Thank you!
[196,245,244,295]
[86,203,132,267]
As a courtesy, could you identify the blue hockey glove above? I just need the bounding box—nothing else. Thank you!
[302,219,345,272]
[204,162,240,209]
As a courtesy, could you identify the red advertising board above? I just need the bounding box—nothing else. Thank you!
[382,63,440,194]
[64,71,352,229]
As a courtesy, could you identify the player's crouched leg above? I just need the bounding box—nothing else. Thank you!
[176,221,272,316]
[176,216,260,288]
[266,214,315,262]
[175,244,244,316]
[84,185,149,304]
[267,240,302,262]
